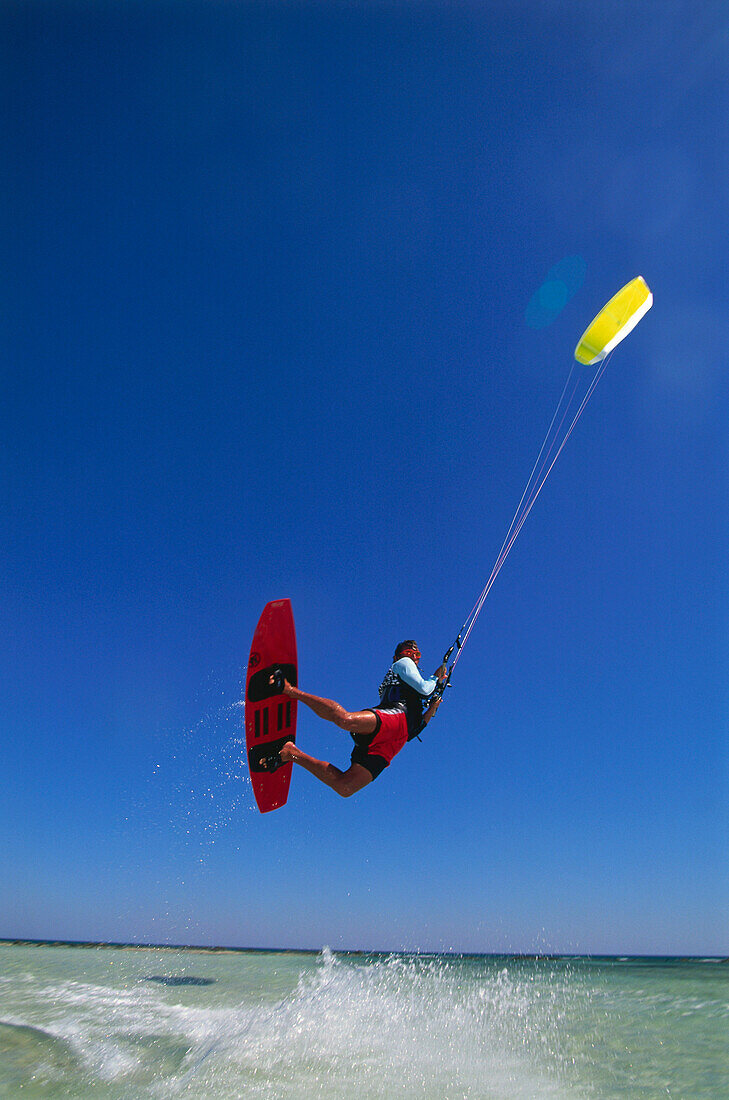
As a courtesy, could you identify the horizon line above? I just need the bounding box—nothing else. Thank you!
[1,938,726,962]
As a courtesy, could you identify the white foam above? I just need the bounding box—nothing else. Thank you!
[179,951,574,1098]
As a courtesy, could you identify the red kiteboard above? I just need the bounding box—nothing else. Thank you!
[245,599,298,813]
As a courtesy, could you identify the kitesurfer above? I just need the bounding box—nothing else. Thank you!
[260,642,447,797]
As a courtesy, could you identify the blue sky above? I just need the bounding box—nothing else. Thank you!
[2,1,727,954]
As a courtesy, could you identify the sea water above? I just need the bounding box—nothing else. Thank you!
[0,943,726,1098]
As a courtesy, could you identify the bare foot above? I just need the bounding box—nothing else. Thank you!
[267,670,297,697]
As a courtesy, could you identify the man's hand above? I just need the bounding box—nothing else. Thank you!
[422,695,442,727]
[435,663,448,683]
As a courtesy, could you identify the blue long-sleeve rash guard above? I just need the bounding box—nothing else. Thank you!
[391,657,438,697]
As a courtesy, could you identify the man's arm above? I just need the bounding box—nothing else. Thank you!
[421,695,442,727]
[392,657,446,697]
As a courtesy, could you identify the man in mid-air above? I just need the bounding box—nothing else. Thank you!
[260,641,447,797]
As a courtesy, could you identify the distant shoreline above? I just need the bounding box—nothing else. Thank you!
[1,939,726,962]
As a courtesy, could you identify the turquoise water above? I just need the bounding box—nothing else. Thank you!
[0,943,726,1098]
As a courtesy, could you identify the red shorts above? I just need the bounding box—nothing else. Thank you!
[350,708,408,780]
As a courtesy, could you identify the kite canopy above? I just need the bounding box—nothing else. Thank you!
[574,276,653,366]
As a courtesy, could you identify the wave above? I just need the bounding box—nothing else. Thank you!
[2,950,577,1098]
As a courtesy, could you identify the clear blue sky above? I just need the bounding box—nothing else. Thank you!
[2,1,727,955]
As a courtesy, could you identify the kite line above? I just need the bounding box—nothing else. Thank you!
[438,276,652,689]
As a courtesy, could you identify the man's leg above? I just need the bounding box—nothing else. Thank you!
[283,681,378,736]
[280,741,372,798]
